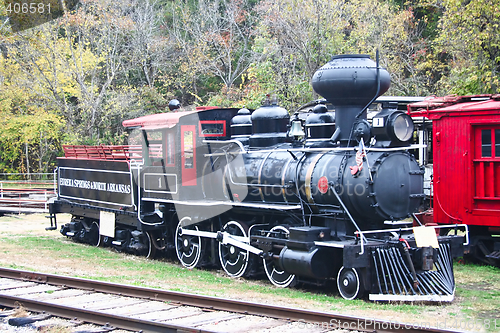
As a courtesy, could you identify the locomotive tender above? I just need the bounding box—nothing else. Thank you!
[48,54,466,301]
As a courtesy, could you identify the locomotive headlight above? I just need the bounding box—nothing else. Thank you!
[372,109,415,145]
[389,113,414,142]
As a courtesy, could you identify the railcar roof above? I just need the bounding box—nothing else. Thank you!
[408,94,500,119]
[122,107,219,130]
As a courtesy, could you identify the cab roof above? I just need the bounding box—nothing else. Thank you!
[122,107,219,130]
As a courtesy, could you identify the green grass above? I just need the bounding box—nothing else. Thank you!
[0,236,430,308]
[453,262,500,327]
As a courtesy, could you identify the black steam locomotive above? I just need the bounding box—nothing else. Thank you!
[48,54,466,301]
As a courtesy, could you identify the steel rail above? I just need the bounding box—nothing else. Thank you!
[0,267,461,333]
[0,294,210,333]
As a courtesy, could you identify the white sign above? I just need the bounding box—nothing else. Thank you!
[413,226,439,248]
[99,211,116,238]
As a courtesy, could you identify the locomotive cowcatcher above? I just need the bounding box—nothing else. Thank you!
[48,54,466,301]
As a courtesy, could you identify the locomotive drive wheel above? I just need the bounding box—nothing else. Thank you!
[219,221,250,278]
[175,217,202,269]
[263,225,297,288]
[337,266,364,300]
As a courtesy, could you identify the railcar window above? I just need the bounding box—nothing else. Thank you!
[146,131,162,141]
[495,129,500,157]
[479,128,500,159]
[145,131,164,164]
[199,120,226,137]
[482,129,492,157]
[474,126,500,200]
[127,129,142,145]
[183,130,194,168]
[166,131,175,166]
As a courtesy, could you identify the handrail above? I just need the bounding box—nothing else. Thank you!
[62,145,143,162]
[355,224,470,255]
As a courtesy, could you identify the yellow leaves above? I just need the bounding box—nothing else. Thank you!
[0,102,63,145]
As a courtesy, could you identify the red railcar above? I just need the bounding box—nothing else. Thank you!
[409,95,500,265]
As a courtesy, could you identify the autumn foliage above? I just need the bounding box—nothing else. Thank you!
[0,0,498,173]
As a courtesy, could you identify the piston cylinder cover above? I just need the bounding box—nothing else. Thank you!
[279,247,333,279]
[279,226,335,279]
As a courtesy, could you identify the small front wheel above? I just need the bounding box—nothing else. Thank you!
[88,221,101,247]
[337,266,364,300]
[141,231,157,259]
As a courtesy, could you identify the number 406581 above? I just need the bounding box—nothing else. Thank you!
[6,2,51,14]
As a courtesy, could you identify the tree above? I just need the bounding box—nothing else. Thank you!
[2,0,169,143]
[0,0,170,173]
[0,49,64,173]
[243,0,425,109]
[171,0,261,103]
[255,0,349,105]
[435,0,500,94]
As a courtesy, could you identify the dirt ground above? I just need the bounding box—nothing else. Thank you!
[0,213,492,332]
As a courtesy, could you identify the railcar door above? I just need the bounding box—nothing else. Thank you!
[472,125,500,211]
[140,129,178,200]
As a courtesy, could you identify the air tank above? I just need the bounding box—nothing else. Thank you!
[249,101,289,148]
[231,108,252,144]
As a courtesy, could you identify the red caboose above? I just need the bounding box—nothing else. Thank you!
[409,95,500,265]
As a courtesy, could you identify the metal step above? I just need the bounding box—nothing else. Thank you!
[486,250,500,260]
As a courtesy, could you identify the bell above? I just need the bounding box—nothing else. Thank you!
[289,118,305,137]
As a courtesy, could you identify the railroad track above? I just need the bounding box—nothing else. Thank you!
[0,267,460,333]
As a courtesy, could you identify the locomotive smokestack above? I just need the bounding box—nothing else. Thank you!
[311,54,390,145]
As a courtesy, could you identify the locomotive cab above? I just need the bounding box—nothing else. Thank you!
[123,107,241,202]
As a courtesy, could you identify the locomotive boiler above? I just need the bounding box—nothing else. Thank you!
[48,54,466,301]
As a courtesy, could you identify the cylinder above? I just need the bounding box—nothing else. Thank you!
[279,247,334,279]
